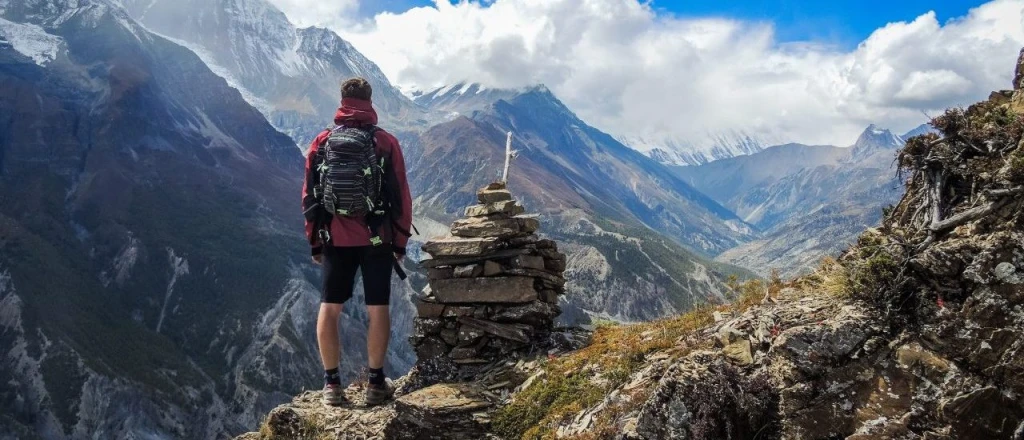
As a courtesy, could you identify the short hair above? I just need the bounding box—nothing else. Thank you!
[341,77,372,101]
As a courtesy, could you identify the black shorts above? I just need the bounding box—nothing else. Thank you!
[321,246,393,306]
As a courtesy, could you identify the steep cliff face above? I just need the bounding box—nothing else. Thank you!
[0,1,415,438]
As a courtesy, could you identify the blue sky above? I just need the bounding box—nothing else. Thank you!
[360,0,989,48]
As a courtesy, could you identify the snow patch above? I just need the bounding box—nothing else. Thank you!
[0,17,63,66]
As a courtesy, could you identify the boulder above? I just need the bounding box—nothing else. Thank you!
[450,346,483,360]
[440,328,459,346]
[421,248,530,268]
[457,326,486,346]
[895,342,951,384]
[415,318,443,335]
[416,336,449,360]
[723,340,754,366]
[395,383,491,437]
[459,317,532,343]
[536,239,557,250]
[539,290,560,304]
[465,200,525,217]
[537,249,566,261]
[478,189,513,204]
[506,234,540,248]
[442,306,477,318]
[511,255,546,271]
[427,267,454,280]
[422,237,501,257]
[450,217,539,238]
[482,260,503,276]
[491,301,560,327]
[430,277,538,304]
[544,258,567,272]
[454,264,482,278]
[416,301,446,319]
[940,387,1024,439]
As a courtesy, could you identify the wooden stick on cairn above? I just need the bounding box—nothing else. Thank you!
[502,131,518,184]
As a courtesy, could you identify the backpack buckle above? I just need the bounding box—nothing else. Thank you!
[370,236,383,246]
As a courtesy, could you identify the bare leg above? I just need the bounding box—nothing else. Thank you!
[317,303,343,370]
[366,305,390,370]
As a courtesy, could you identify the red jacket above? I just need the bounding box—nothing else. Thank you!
[302,98,413,255]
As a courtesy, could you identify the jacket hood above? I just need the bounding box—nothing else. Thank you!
[334,98,378,126]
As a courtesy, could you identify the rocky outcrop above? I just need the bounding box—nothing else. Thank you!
[409,182,567,383]
[493,50,1024,440]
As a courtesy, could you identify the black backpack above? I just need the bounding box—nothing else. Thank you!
[315,125,385,219]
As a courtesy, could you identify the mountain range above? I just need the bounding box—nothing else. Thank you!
[619,129,787,166]
[680,124,932,277]
[0,0,933,438]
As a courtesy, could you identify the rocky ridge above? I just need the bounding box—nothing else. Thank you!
[519,49,1024,439]
[243,48,1024,440]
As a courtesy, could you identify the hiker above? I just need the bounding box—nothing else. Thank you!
[301,77,414,406]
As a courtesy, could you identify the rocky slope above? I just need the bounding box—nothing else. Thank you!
[245,48,1024,440]
[0,1,415,438]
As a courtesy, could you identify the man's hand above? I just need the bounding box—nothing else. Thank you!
[312,255,323,265]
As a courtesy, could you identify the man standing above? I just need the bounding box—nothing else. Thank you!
[302,77,413,406]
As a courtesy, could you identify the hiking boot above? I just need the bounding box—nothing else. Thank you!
[364,380,394,406]
[322,383,346,406]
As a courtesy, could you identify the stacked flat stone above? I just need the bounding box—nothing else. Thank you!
[412,182,567,367]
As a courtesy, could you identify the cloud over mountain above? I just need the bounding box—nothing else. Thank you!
[270,0,1024,148]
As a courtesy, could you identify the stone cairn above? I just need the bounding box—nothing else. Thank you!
[411,182,567,374]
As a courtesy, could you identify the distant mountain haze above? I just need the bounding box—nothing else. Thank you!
[679,124,934,277]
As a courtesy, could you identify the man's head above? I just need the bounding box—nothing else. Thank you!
[341,77,372,101]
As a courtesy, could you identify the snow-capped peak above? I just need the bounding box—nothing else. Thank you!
[414,82,552,115]
[853,124,903,151]
[619,130,786,166]
[848,124,905,162]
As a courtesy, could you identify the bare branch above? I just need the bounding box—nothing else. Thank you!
[929,201,1002,233]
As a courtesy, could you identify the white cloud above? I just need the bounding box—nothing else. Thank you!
[275,0,1024,147]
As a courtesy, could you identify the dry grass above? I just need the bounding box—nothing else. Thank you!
[792,257,853,298]
[491,306,716,440]
[491,273,787,440]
